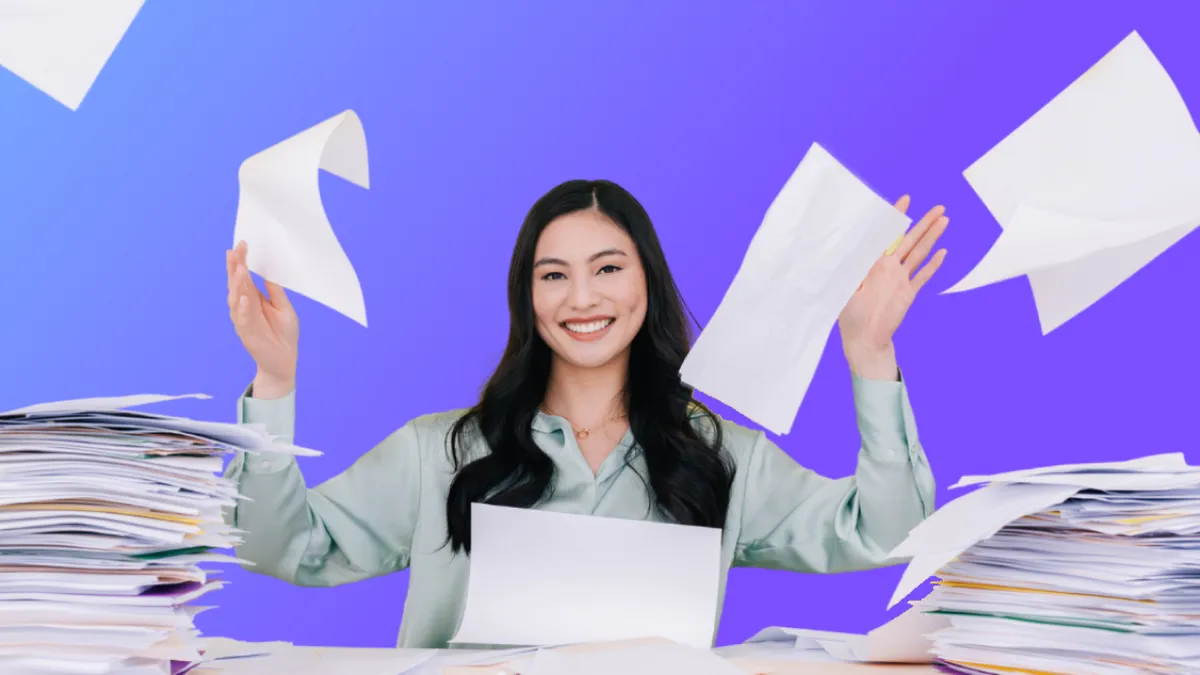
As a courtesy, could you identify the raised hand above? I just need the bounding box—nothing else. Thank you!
[837,195,949,379]
[226,241,299,398]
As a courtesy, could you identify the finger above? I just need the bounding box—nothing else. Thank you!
[911,249,948,293]
[893,204,945,261]
[264,280,293,312]
[234,294,255,329]
[235,264,267,310]
[904,216,949,272]
[235,240,248,267]
[226,252,238,306]
[884,197,912,253]
[232,290,270,335]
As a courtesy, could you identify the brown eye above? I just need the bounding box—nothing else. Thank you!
[541,271,566,281]
[598,265,622,275]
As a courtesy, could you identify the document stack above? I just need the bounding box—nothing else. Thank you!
[887,453,1200,675]
[0,394,313,675]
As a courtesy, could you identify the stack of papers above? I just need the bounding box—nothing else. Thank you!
[886,453,1200,674]
[0,393,317,675]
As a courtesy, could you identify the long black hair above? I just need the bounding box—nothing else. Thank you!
[445,179,735,554]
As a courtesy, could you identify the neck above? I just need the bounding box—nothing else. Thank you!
[542,351,629,427]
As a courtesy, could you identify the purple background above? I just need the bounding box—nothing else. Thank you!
[1,0,1198,648]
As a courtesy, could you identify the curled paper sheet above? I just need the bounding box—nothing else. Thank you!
[2,393,211,416]
[680,142,910,435]
[945,31,1200,334]
[233,110,371,327]
[0,0,144,110]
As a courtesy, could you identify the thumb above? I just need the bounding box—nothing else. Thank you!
[264,280,293,311]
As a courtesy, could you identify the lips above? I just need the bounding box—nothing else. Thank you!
[562,318,615,334]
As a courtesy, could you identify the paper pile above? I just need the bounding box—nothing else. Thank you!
[0,393,317,675]
[887,453,1200,674]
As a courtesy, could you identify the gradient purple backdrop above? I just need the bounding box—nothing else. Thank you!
[1,1,1197,648]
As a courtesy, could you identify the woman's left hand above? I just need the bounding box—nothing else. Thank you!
[837,195,949,380]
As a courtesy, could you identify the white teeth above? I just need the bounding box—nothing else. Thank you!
[564,319,614,334]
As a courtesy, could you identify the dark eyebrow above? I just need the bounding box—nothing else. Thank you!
[533,248,627,268]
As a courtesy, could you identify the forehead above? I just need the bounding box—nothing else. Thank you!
[535,210,634,259]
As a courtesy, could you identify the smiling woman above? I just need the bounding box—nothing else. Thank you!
[221,178,948,649]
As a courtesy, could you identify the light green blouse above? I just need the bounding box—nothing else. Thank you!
[223,373,935,649]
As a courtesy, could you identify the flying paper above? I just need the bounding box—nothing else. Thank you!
[233,110,371,327]
[680,142,910,435]
[945,31,1200,333]
[0,0,144,110]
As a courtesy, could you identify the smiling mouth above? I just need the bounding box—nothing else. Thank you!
[562,318,615,334]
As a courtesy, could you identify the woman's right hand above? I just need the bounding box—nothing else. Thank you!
[226,241,299,399]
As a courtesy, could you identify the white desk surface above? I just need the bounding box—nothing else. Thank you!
[191,643,938,675]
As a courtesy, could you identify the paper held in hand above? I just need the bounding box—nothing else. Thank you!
[679,142,910,435]
[450,504,723,650]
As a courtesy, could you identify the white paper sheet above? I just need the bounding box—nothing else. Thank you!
[524,642,745,675]
[744,606,947,664]
[0,0,144,110]
[856,606,949,662]
[944,31,1200,333]
[193,643,434,675]
[951,452,1188,488]
[3,393,211,416]
[450,504,723,649]
[680,142,910,435]
[233,110,371,326]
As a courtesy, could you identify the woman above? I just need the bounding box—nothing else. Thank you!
[223,179,948,649]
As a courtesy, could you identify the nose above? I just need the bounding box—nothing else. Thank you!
[568,274,599,310]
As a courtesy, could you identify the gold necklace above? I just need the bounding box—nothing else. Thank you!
[540,404,625,441]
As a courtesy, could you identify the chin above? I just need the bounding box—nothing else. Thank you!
[559,350,622,370]
[551,333,630,370]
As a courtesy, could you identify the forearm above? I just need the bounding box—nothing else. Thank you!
[852,445,936,556]
[843,340,900,382]
[851,373,935,553]
[225,454,311,583]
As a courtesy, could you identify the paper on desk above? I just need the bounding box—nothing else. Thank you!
[450,504,722,649]
[233,110,371,327]
[944,30,1200,333]
[195,637,293,661]
[680,142,910,435]
[745,606,947,664]
[0,0,144,110]
[524,642,747,675]
[193,643,435,675]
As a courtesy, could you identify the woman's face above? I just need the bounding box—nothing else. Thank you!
[531,209,648,370]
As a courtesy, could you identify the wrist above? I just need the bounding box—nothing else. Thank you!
[842,340,899,381]
[252,371,295,400]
